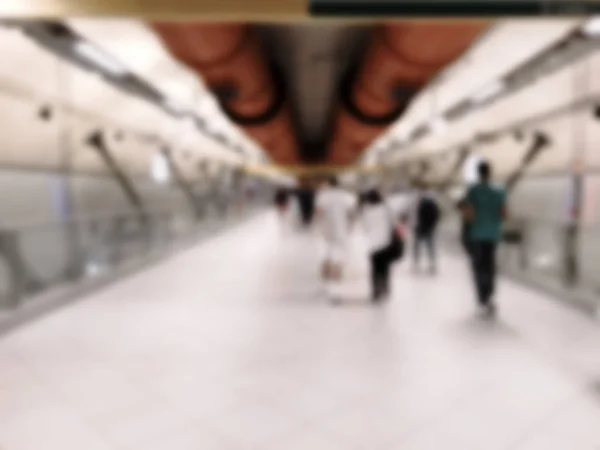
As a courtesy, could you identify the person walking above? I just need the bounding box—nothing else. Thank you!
[314,176,357,284]
[456,196,472,256]
[360,188,404,302]
[274,187,289,220]
[297,180,317,228]
[463,161,508,318]
[412,182,441,274]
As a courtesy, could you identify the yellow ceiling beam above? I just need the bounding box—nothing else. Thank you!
[244,163,385,176]
[0,0,307,18]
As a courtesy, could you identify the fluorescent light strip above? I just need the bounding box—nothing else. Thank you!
[582,17,600,37]
[471,79,505,104]
[74,41,127,77]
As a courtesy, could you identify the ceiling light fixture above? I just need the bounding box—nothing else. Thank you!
[151,151,171,185]
[74,41,127,77]
[471,79,505,105]
[582,17,600,37]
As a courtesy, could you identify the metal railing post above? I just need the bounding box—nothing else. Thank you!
[518,220,529,271]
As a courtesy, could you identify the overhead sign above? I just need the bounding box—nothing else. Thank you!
[310,0,600,16]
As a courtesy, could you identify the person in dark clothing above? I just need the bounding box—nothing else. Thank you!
[297,188,315,227]
[413,183,441,274]
[464,161,507,318]
[456,197,472,256]
[274,188,288,210]
[360,188,400,302]
[274,188,290,226]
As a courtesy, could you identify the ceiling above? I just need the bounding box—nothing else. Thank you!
[0,18,598,186]
[257,23,371,159]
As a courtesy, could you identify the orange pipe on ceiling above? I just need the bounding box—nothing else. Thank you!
[327,21,490,166]
[151,22,300,165]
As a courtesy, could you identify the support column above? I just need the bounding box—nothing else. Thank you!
[563,59,590,287]
[56,58,83,281]
[87,130,150,253]
[565,174,582,286]
[162,147,203,219]
[439,147,471,192]
[87,130,148,220]
[504,132,550,194]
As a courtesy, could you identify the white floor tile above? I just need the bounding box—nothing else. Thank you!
[125,423,234,450]
[89,396,196,448]
[0,399,112,450]
[206,402,303,447]
[262,427,350,450]
[515,392,600,450]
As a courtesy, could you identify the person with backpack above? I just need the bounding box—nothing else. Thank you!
[360,188,405,302]
[412,182,441,274]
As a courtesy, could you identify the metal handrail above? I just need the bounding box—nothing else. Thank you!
[0,209,178,232]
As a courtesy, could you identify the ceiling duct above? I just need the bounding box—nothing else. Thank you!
[151,22,300,166]
[326,21,489,166]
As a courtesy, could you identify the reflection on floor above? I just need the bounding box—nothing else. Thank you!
[1,212,599,450]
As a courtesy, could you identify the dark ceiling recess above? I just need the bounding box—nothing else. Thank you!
[211,84,239,103]
[255,24,372,164]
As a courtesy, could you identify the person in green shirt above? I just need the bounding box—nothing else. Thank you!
[464,161,508,317]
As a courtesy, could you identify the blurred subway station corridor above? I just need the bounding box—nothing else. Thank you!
[0,17,600,450]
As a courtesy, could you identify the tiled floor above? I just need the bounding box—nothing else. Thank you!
[1,211,600,450]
